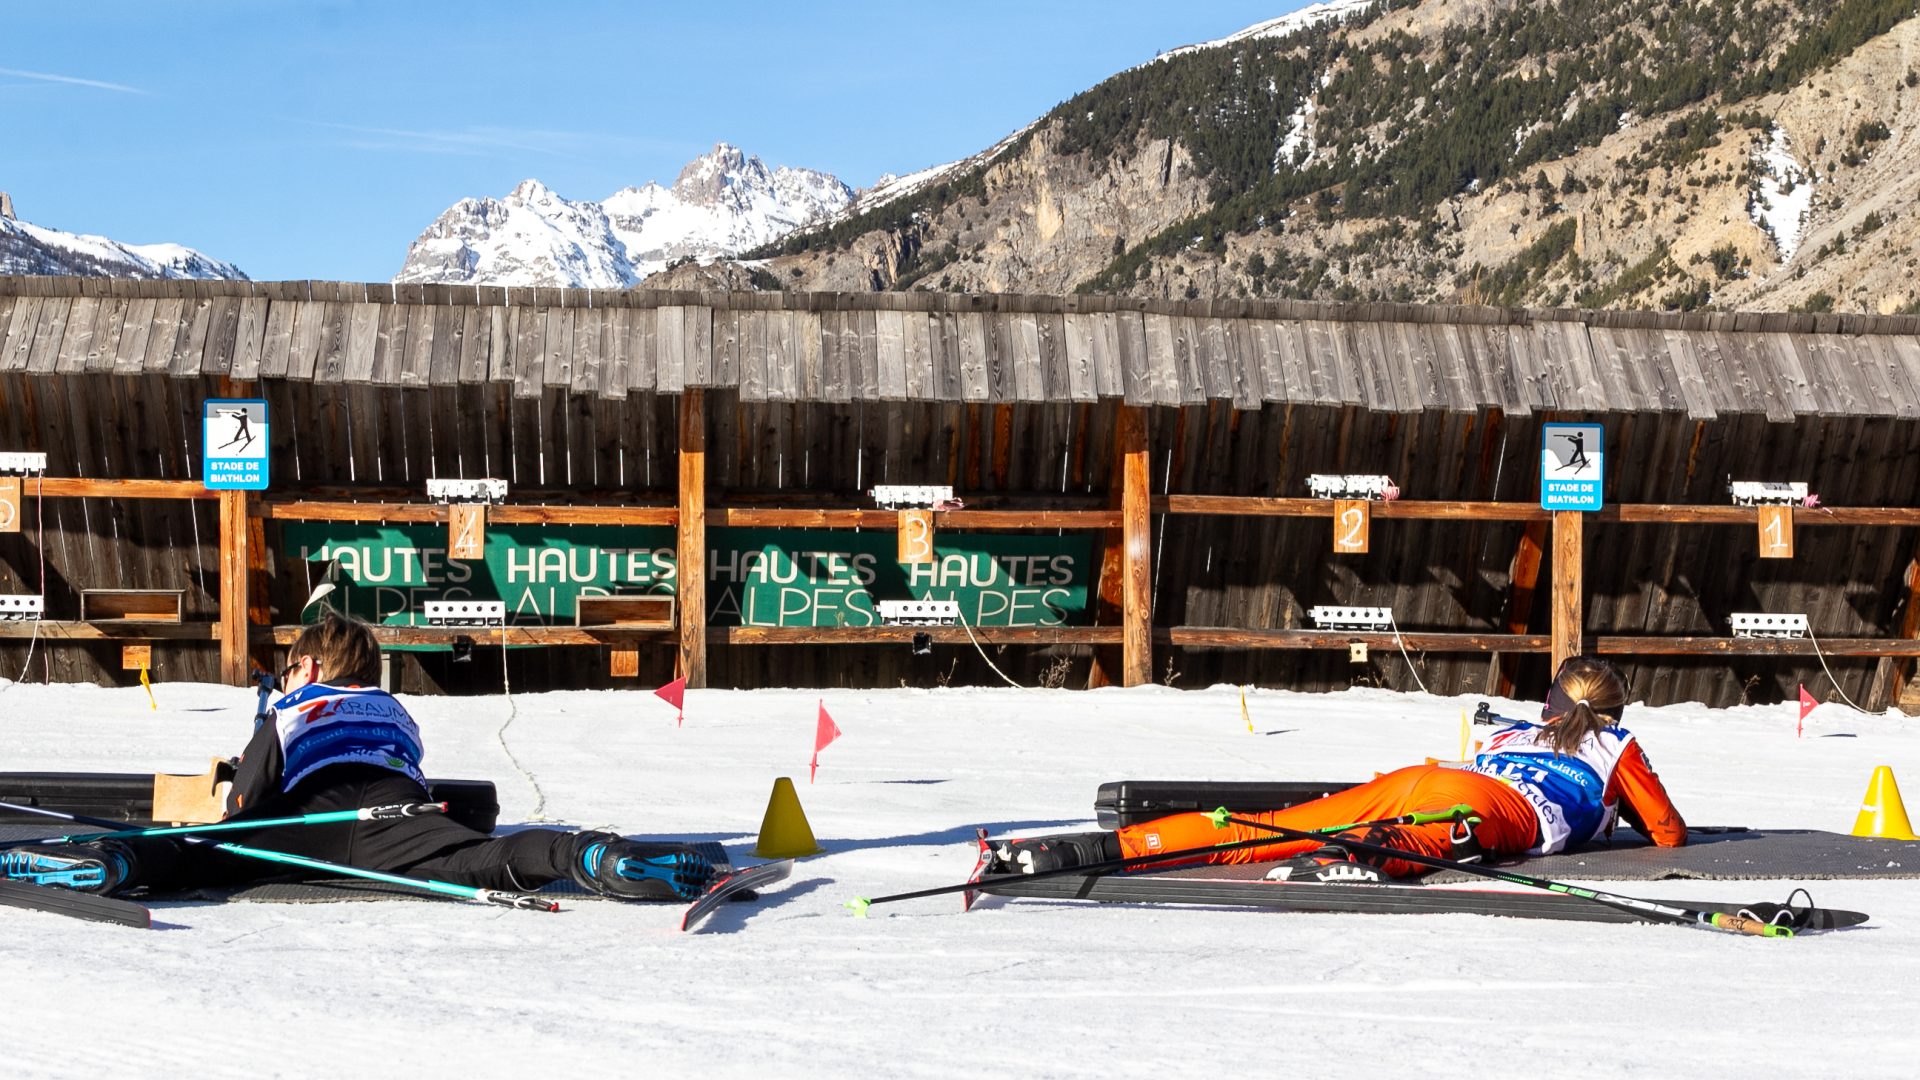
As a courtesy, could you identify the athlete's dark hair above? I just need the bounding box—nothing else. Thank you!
[285,609,382,686]
[1541,656,1627,756]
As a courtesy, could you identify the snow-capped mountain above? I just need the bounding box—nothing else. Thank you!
[394,144,854,287]
[0,192,245,279]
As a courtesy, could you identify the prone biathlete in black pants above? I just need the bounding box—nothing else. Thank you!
[3,612,714,902]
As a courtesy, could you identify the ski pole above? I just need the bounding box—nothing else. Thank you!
[0,800,558,913]
[9,801,449,846]
[847,807,1475,914]
[1220,814,1790,938]
[202,839,558,911]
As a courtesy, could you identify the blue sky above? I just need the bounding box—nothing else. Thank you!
[4,2,1314,282]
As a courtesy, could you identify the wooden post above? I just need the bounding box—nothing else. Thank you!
[1877,538,1920,712]
[677,389,707,688]
[245,503,273,674]
[1118,405,1152,687]
[1550,510,1583,674]
[1757,505,1793,558]
[1332,499,1370,553]
[1490,519,1548,696]
[218,489,249,686]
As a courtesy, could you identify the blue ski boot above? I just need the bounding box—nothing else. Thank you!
[1,842,134,894]
[570,834,716,900]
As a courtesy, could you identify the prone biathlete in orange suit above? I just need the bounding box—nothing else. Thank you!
[994,657,1687,880]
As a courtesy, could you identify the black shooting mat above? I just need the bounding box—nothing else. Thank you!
[0,826,730,903]
[1141,827,1920,883]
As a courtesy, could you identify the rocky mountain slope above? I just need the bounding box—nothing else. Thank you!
[718,0,1920,315]
[394,144,853,288]
[0,192,245,280]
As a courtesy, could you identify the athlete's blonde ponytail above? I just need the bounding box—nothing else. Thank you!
[1542,656,1628,756]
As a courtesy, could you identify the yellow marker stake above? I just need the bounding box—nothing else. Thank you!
[1459,707,1469,761]
[140,665,157,711]
[1241,686,1254,734]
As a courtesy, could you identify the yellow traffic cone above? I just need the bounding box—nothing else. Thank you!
[753,776,825,858]
[1851,766,1919,841]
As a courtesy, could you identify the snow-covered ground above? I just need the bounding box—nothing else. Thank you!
[1750,124,1815,262]
[4,678,1918,1079]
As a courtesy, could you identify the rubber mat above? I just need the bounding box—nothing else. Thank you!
[1154,827,1920,883]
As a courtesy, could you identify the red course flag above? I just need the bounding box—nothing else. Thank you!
[811,699,842,783]
[1797,684,1817,737]
[655,676,687,727]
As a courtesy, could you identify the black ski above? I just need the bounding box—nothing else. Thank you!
[979,872,1868,930]
[678,860,793,932]
[0,878,152,928]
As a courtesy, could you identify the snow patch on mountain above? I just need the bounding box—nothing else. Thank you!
[1749,125,1815,262]
[1152,0,1376,64]
[394,144,854,287]
[0,197,245,279]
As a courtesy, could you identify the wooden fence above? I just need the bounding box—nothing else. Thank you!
[6,276,1920,708]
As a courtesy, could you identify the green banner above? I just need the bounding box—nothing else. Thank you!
[283,524,1093,638]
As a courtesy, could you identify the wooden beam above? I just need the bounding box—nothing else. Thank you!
[721,626,1123,645]
[258,500,679,525]
[35,478,215,500]
[1159,494,1545,520]
[0,621,219,640]
[1551,509,1583,673]
[218,490,249,685]
[713,507,1119,529]
[1119,404,1152,686]
[1591,636,1920,656]
[1157,495,1920,529]
[1491,519,1548,697]
[263,625,674,646]
[1162,628,1551,651]
[677,389,707,688]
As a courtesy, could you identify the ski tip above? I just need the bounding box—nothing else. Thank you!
[845,897,873,918]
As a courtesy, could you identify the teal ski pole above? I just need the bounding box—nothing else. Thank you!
[0,800,557,913]
[8,801,449,845]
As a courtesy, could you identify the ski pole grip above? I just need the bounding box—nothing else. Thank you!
[1711,912,1793,938]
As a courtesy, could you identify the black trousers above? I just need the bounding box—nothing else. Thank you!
[125,765,580,894]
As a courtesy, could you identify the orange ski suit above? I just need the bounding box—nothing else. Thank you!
[1114,751,1686,879]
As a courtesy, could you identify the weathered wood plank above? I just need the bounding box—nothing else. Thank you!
[26,297,72,374]
[168,296,213,378]
[904,310,935,400]
[655,305,686,393]
[876,308,908,399]
[513,306,546,399]
[1063,312,1097,403]
[958,311,990,401]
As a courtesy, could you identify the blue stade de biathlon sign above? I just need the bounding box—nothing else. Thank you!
[203,398,269,491]
[1540,422,1603,511]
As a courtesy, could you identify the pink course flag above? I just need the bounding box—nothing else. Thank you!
[1797,684,1817,737]
[810,699,843,783]
[655,676,687,727]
